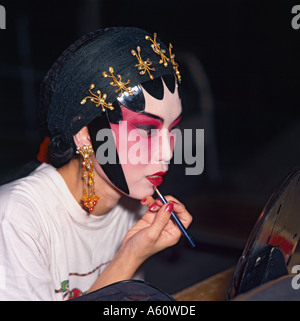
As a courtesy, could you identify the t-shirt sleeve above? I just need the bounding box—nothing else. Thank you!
[0,197,58,301]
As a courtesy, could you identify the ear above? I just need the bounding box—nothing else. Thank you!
[73,126,91,148]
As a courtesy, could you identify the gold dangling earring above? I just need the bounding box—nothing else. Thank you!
[76,145,99,213]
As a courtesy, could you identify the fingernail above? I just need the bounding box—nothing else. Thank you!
[165,203,174,213]
[141,198,147,203]
[149,203,158,211]
[170,201,178,204]
[156,198,163,203]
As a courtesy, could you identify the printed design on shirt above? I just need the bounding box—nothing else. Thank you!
[55,280,83,299]
[54,261,111,299]
[69,287,83,299]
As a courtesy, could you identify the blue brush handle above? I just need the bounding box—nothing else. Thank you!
[156,190,196,248]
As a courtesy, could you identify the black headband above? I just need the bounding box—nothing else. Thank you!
[46,27,181,143]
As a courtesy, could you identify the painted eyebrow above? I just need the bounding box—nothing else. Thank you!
[140,111,183,124]
[140,111,164,122]
[172,112,183,123]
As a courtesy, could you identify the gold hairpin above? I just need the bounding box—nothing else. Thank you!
[102,67,133,97]
[145,33,169,67]
[81,84,114,112]
[131,46,156,80]
[169,43,182,83]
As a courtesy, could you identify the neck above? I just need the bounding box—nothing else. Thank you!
[57,156,122,216]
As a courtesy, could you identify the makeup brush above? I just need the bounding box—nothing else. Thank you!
[154,186,196,248]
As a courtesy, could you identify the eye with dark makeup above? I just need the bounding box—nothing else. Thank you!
[132,124,158,137]
[131,114,182,138]
[169,115,182,132]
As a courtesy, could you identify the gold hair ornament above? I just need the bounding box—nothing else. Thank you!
[80,84,114,112]
[102,67,133,97]
[145,33,169,67]
[169,43,182,84]
[76,145,99,213]
[131,46,156,80]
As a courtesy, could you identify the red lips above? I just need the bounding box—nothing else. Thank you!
[151,171,167,176]
[146,171,167,186]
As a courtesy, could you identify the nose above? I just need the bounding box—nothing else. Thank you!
[161,130,173,163]
[153,128,175,164]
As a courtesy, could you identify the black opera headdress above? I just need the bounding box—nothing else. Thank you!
[42,27,181,144]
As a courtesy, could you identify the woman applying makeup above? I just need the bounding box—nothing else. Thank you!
[0,27,192,300]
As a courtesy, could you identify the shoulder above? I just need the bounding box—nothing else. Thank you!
[0,163,60,224]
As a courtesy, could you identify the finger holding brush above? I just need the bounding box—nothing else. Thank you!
[140,193,195,247]
[141,195,183,213]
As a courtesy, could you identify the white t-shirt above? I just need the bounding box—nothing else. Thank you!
[0,163,143,301]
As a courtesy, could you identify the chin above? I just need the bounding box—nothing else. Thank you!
[126,182,155,200]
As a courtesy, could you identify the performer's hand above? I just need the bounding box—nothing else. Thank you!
[120,195,193,266]
[87,195,192,293]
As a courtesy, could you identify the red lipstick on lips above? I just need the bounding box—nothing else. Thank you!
[146,171,167,186]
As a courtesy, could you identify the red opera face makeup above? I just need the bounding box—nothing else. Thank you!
[108,81,182,199]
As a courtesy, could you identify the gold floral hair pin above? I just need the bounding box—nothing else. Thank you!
[80,84,114,112]
[144,32,182,83]
[169,43,182,83]
[131,46,156,80]
[145,33,169,67]
[102,67,133,97]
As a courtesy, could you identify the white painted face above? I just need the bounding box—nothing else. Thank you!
[94,80,182,199]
